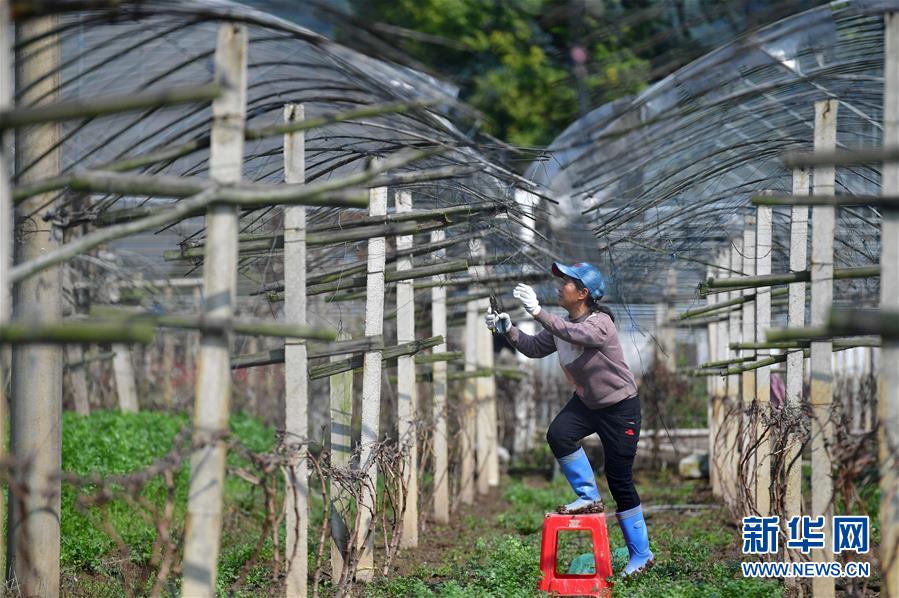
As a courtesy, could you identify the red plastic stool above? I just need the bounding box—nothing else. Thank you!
[537,512,614,597]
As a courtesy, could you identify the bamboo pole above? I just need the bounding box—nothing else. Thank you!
[701,265,879,294]
[395,190,418,548]
[741,215,756,513]
[412,271,548,291]
[784,146,899,167]
[881,18,899,595]
[14,154,460,208]
[309,336,442,380]
[8,14,62,596]
[262,229,478,294]
[430,229,450,524]
[309,259,473,304]
[785,167,809,547]
[182,23,246,598]
[283,102,308,598]
[810,99,837,598]
[166,219,449,262]
[416,351,462,364]
[230,336,384,370]
[89,305,336,340]
[830,308,899,337]
[356,179,387,582]
[679,289,776,321]
[733,337,881,350]
[304,259,468,297]
[0,82,221,129]
[10,149,458,284]
[0,320,154,344]
[697,355,755,369]
[753,193,899,208]
[316,204,497,232]
[755,205,772,516]
[329,331,352,582]
[460,294,477,505]
[11,100,440,203]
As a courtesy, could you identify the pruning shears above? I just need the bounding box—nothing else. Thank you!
[489,294,501,315]
[489,294,502,334]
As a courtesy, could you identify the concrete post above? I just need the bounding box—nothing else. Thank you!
[880,15,899,595]
[182,23,247,597]
[430,230,450,524]
[8,15,62,595]
[283,102,308,597]
[724,240,743,511]
[785,167,809,543]
[755,204,772,516]
[461,295,476,505]
[356,182,387,581]
[395,190,418,547]
[810,98,838,598]
[741,216,757,512]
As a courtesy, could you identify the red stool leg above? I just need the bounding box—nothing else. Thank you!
[537,513,614,597]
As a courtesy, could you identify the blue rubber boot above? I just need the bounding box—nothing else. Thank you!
[556,448,603,514]
[616,504,654,576]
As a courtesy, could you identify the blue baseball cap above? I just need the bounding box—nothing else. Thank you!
[551,262,606,300]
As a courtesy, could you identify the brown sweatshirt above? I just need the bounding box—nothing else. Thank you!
[506,309,638,409]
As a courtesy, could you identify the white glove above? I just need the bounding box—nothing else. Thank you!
[485,307,512,334]
[513,283,541,316]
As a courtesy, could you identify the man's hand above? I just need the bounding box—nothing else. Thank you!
[513,283,541,316]
[485,307,512,333]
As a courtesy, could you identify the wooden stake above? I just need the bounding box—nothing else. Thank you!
[356,180,387,581]
[755,205,772,516]
[785,167,809,546]
[810,98,838,597]
[182,23,247,597]
[8,16,62,595]
[430,229,450,524]
[881,15,899,595]
[283,103,308,597]
[395,190,419,547]
[0,82,221,129]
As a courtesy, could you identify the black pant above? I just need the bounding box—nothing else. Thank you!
[546,393,642,511]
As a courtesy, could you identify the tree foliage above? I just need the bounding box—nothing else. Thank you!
[339,0,824,147]
[343,0,650,147]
